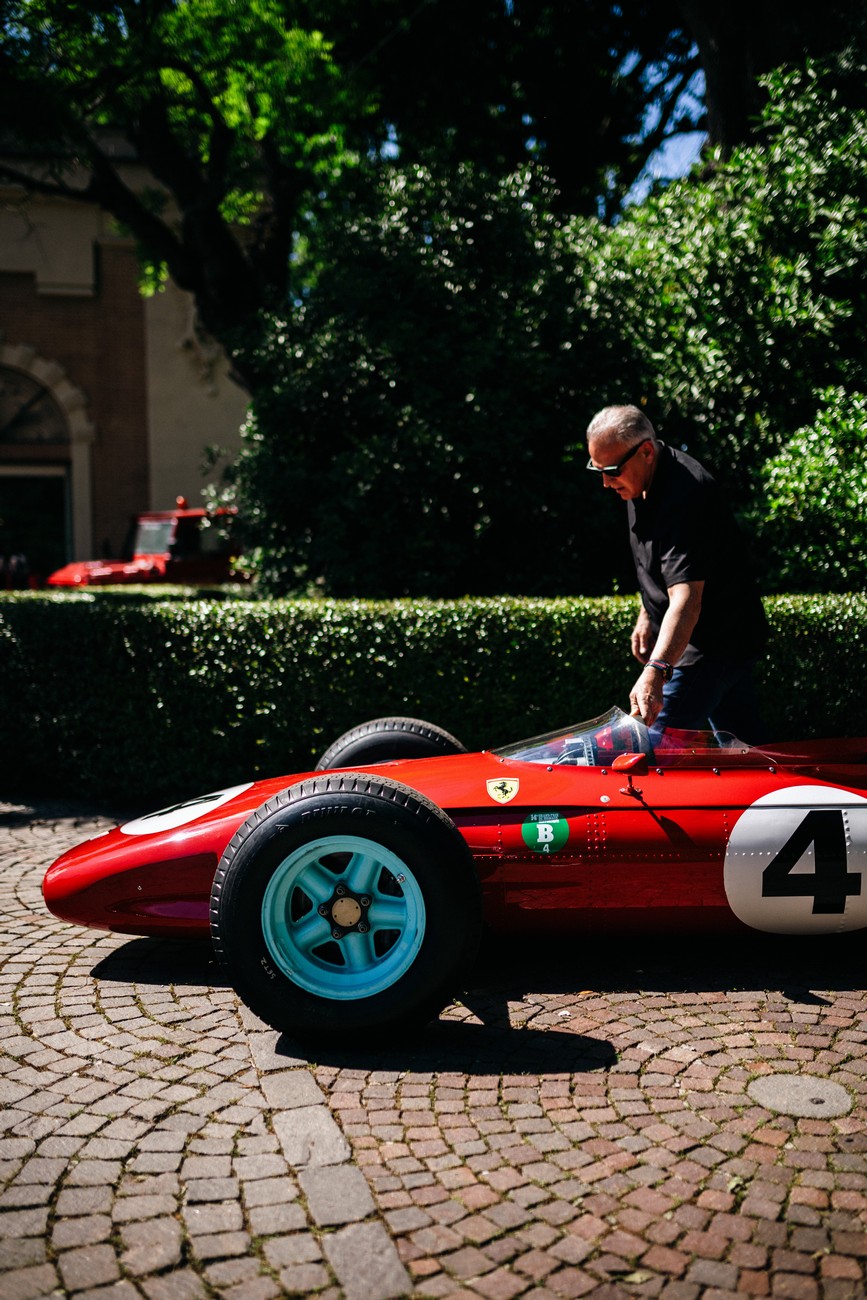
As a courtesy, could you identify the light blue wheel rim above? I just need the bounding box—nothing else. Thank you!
[261,834,427,1001]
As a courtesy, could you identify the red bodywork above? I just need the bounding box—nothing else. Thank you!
[43,732,867,941]
[47,502,244,587]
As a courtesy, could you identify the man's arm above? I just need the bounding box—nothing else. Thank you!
[631,604,653,662]
[629,580,705,725]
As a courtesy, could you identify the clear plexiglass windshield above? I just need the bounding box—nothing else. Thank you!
[493,706,753,768]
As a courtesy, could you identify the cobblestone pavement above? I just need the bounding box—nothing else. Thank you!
[2,799,867,1300]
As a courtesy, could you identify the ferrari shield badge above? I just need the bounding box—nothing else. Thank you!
[487,777,520,804]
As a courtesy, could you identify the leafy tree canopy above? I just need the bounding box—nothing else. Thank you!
[583,60,867,485]
[1,0,369,373]
[2,3,867,595]
[7,0,856,384]
[233,55,867,597]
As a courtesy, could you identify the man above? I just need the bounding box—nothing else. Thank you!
[586,404,768,741]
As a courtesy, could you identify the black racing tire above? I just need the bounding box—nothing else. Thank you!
[315,716,467,771]
[210,771,482,1041]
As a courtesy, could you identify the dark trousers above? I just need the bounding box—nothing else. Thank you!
[653,656,768,746]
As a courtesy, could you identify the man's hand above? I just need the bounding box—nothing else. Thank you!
[629,665,664,726]
[631,607,653,663]
[628,582,703,725]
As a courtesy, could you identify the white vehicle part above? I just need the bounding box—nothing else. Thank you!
[122,784,253,836]
[724,784,867,934]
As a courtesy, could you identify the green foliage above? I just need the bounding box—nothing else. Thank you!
[759,593,867,737]
[584,169,838,481]
[235,162,634,598]
[4,14,867,596]
[581,59,867,493]
[2,0,358,178]
[149,1,361,192]
[2,592,865,806]
[756,63,867,315]
[0,592,635,803]
[752,388,867,592]
[32,584,254,603]
[0,0,371,368]
[302,0,703,219]
[0,0,716,384]
[231,58,867,597]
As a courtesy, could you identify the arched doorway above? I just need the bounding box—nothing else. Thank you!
[0,344,94,585]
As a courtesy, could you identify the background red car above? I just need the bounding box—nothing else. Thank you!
[47,497,244,587]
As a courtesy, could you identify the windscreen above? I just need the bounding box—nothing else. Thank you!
[133,519,175,556]
[493,706,751,768]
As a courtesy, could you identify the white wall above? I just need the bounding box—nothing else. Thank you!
[144,282,248,510]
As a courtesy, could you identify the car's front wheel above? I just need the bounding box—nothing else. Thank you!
[210,772,482,1040]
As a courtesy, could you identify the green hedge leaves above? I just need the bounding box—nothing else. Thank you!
[2,592,865,806]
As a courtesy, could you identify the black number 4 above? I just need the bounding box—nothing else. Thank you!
[762,809,861,914]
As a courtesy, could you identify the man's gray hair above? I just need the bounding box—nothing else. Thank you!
[586,404,657,447]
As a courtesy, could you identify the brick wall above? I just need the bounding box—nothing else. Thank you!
[0,239,149,556]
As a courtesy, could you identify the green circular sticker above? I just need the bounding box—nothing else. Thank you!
[522,816,569,854]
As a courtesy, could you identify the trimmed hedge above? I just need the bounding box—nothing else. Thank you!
[1,592,864,806]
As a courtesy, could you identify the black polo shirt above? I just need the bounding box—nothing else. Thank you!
[628,444,767,665]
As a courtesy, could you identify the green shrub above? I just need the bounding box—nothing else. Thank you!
[0,592,635,804]
[1,592,864,806]
[233,163,636,599]
[753,388,867,592]
[759,593,867,738]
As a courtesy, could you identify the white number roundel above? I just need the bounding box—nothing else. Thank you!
[121,784,253,836]
[724,784,867,934]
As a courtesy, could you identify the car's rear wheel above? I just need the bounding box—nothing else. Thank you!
[316,716,466,770]
[210,772,482,1040]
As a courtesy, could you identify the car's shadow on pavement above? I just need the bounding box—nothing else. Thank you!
[91,938,230,988]
[295,1018,619,1075]
[91,928,864,1075]
[91,937,618,1074]
[468,927,866,1019]
[280,928,865,1072]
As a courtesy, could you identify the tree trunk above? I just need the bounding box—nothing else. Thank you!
[678,0,860,151]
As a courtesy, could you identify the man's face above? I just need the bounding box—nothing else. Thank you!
[586,435,655,500]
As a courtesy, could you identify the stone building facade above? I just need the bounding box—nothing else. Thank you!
[0,184,248,584]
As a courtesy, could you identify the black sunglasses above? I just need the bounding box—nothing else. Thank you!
[586,439,648,476]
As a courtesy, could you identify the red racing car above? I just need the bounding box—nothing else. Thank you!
[43,709,867,1040]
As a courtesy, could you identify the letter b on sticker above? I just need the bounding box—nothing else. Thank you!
[522,818,569,854]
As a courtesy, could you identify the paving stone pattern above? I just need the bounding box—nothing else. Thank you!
[2,799,867,1300]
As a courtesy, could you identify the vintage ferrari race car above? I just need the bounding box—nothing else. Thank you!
[43,708,867,1040]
